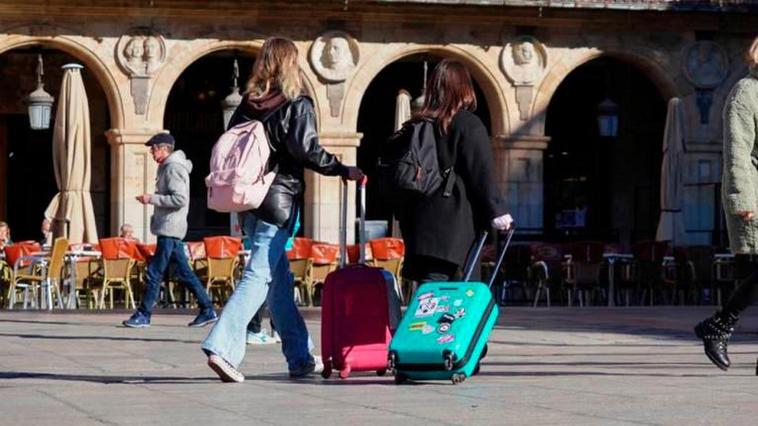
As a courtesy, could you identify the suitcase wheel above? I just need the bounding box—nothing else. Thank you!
[376,369,387,377]
[394,373,408,385]
[473,362,481,376]
[451,373,466,385]
[321,360,333,379]
[338,365,351,379]
[480,343,488,360]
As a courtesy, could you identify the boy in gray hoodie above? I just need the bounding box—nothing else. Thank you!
[123,133,217,328]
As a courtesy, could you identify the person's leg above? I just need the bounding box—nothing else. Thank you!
[247,306,264,334]
[136,237,173,318]
[169,239,213,312]
[695,255,758,370]
[201,214,287,369]
[266,248,312,374]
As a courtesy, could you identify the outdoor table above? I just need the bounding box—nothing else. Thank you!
[64,250,102,309]
[603,253,634,307]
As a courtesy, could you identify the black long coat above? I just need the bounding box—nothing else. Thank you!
[397,110,508,275]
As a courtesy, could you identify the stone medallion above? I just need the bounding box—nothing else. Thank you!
[115,30,167,78]
[682,41,728,89]
[500,36,547,85]
[309,30,360,83]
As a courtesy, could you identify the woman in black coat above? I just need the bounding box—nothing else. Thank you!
[398,59,513,283]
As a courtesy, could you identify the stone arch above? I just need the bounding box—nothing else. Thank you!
[148,40,322,126]
[0,32,125,128]
[533,47,681,137]
[342,44,509,137]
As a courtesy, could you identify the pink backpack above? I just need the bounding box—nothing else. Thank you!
[205,120,276,212]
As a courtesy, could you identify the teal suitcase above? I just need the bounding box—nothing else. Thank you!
[388,228,513,385]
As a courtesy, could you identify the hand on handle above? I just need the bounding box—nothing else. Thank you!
[491,213,514,231]
[343,166,365,182]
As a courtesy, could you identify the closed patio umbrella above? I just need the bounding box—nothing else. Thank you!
[45,64,98,244]
[655,97,687,245]
[394,89,412,131]
[390,90,413,238]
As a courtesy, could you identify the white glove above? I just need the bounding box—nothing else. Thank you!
[491,213,513,231]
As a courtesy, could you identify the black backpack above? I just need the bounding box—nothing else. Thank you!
[376,118,455,199]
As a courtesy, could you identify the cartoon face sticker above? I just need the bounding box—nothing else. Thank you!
[415,297,440,317]
[465,289,475,297]
[437,322,451,334]
[454,308,466,319]
[422,324,435,334]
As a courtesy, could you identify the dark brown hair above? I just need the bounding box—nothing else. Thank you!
[414,59,477,133]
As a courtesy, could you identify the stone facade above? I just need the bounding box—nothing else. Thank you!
[0,1,755,244]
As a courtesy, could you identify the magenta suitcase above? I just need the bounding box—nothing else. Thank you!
[320,178,401,379]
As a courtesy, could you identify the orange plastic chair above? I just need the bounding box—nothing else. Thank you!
[309,242,340,305]
[287,238,314,305]
[369,238,405,302]
[203,236,242,305]
[92,237,138,309]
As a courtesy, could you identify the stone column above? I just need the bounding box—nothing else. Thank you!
[492,135,550,236]
[304,132,361,244]
[106,128,162,243]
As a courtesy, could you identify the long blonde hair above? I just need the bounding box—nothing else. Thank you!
[747,36,758,71]
[246,37,303,100]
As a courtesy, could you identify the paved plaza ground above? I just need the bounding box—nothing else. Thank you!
[0,307,756,425]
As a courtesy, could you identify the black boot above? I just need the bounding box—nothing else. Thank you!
[694,311,739,371]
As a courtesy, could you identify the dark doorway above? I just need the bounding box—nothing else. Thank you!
[356,54,492,236]
[163,51,255,241]
[0,48,110,242]
[544,57,666,248]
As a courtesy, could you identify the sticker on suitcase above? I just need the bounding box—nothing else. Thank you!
[415,297,440,317]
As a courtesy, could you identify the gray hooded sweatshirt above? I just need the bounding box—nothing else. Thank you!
[149,150,192,239]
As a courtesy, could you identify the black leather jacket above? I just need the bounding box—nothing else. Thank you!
[228,95,348,228]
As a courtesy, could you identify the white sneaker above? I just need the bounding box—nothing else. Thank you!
[312,355,324,374]
[272,330,282,343]
[246,330,276,345]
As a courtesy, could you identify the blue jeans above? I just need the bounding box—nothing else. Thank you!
[138,236,212,317]
[201,214,312,371]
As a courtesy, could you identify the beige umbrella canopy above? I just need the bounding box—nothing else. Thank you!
[394,89,412,131]
[655,97,687,245]
[45,64,98,244]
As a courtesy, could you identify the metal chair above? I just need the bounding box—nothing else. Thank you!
[92,237,138,309]
[203,236,242,305]
[7,238,67,310]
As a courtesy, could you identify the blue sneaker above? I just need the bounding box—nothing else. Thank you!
[188,309,218,327]
[123,312,150,328]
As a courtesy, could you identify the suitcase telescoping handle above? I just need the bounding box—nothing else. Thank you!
[339,176,369,267]
[461,226,515,288]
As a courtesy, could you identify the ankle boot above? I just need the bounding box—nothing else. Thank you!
[694,311,739,371]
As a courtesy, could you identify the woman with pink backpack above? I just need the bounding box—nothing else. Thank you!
[201,37,364,382]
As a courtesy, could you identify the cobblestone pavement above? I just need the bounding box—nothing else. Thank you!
[0,307,756,425]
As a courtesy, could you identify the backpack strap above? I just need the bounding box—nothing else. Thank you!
[434,121,458,198]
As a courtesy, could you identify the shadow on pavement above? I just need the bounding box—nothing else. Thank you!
[0,371,219,384]
[0,332,198,344]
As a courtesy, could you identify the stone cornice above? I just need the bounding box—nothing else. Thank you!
[0,1,755,33]
[319,132,363,148]
[106,128,167,145]
[494,135,550,150]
